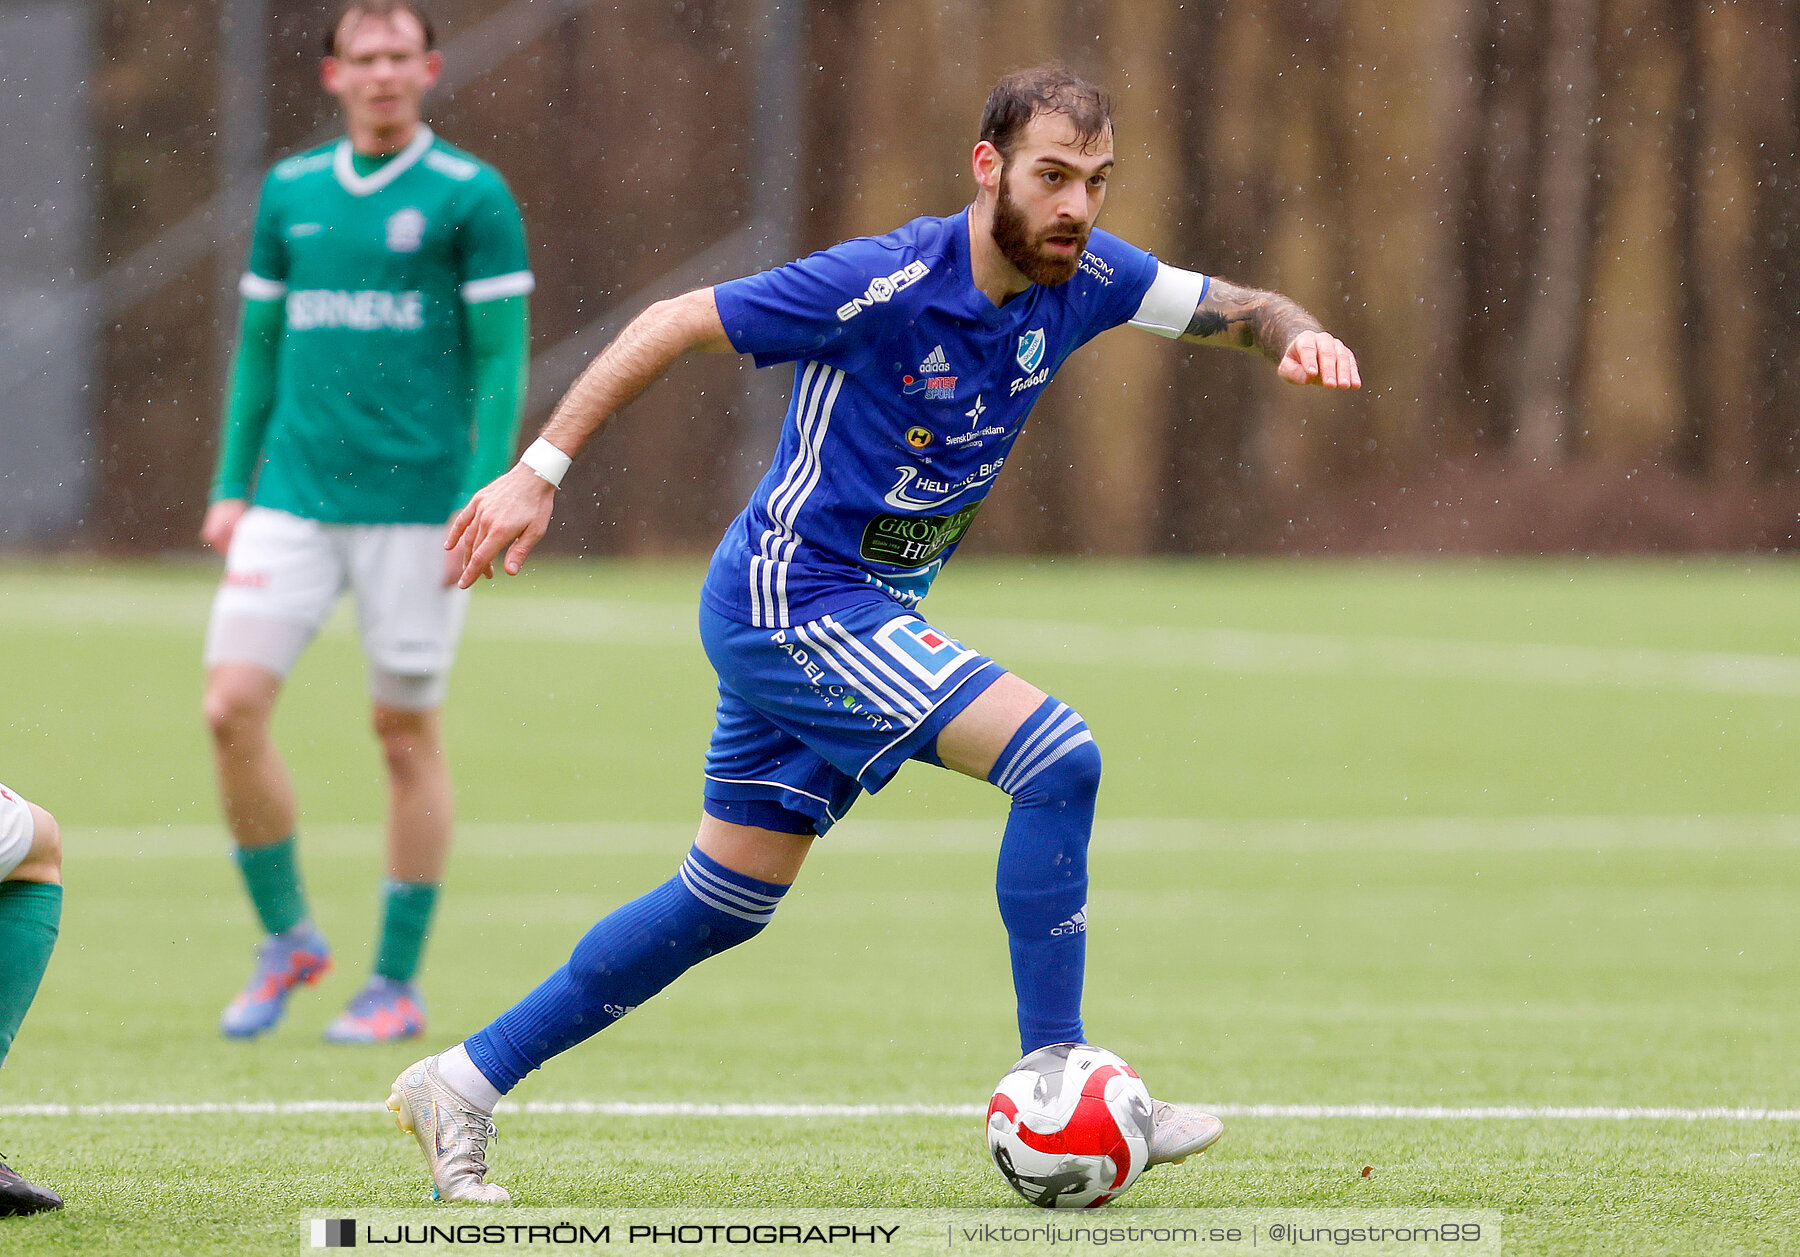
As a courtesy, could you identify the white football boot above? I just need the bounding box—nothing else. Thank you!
[1146,1099,1226,1166]
[387,1056,511,1203]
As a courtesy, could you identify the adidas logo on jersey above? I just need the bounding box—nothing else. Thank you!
[909,345,956,400]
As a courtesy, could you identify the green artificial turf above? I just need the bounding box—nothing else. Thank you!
[1,557,1795,1254]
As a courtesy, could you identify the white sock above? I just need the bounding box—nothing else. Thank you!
[435,1043,502,1113]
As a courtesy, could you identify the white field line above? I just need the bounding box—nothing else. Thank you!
[1,1100,1796,1122]
[18,585,1800,698]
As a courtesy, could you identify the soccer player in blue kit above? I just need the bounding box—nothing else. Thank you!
[388,65,1361,1202]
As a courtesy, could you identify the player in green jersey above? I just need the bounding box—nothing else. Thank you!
[0,781,62,1214]
[200,0,532,1044]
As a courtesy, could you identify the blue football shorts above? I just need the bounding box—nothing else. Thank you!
[699,598,1004,834]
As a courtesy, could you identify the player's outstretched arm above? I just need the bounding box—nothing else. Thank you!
[1179,278,1362,389]
[447,287,733,587]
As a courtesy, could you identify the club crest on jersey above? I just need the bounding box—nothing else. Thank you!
[906,426,933,448]
[875,617,977,686]
[386,207,427,253]
[1016,328,1046,373]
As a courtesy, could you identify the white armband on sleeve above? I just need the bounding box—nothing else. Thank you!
[1127,262,1211,339]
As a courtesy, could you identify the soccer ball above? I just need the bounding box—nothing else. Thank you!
[985,1043,1154,1209]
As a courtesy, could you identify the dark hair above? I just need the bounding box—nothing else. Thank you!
[979,64,1114,161]
[324,1,436,56]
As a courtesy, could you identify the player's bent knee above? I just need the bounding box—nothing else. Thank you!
[203,696,258,743]
[372,703,437,747]
[1049,733,1103,803]
[9,804,62,882]
[370,705,443,783]
[991,701,1102,807]
[202,670,278,741]
[31,805,61,871]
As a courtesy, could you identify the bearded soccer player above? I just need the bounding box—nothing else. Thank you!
[388,66,1359,1201]
[0,782,63,1215]
[200,0,532,1044]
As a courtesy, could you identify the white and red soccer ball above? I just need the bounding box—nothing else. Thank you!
[985,1043,1154,1209]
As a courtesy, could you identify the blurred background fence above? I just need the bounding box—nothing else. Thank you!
[5,0,1800,556]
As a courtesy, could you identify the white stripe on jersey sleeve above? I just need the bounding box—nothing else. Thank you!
[239,273,288,301]
[461,271,537,303]
[1128,261,1211,339]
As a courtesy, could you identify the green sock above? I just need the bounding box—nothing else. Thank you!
[233,836,307,936]
[0,881,62,1067]
[375,879,439,983]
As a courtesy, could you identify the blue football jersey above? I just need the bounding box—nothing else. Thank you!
[705,208,1173,627]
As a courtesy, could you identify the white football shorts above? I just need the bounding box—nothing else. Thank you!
[0,780,36,880]
[205,507,471,709]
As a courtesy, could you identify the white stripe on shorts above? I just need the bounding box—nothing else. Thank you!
[821,615,934,712]
[792,622,925,724]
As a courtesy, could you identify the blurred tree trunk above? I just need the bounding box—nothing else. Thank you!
[1668,0,1708,473]
[1416,0,1485,456]
[1684,4,1763,478]
[1291,0,1378,481]
[1751,0,1800,474]
[1061,0,1178,555]
[1511,0,1598,466]
[1157,0,1275,551]
[1457,0,1541,447]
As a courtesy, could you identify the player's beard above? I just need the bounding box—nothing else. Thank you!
[992,169,1088,287]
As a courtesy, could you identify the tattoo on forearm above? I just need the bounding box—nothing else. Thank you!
[1183,278,1324,361]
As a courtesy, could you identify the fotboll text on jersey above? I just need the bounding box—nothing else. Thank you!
[1009,366,1051,397]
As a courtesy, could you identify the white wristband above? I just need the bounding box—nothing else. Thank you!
[519,437,572,488]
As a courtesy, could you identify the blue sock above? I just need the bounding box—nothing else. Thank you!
[989,696,1101,1055]
[465,847,789,1093]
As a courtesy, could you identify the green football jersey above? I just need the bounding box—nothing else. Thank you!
[239,126,533,523]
